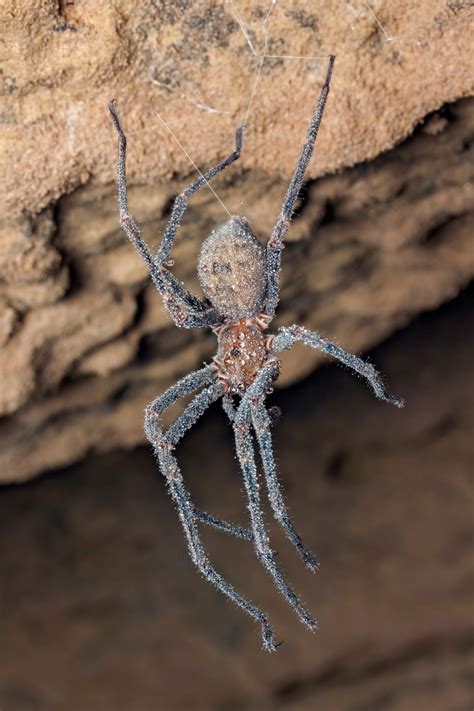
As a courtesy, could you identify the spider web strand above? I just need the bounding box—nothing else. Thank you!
[154,110,233,219]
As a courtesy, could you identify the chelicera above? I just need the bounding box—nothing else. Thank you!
[108,55,404,652]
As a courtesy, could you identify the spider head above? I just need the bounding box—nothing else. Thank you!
[198,216,266,322]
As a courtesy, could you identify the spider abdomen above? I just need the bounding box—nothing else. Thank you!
[214,320,267,393]
[198,216,266,322]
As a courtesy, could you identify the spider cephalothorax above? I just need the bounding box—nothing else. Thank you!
[109,55,404,652]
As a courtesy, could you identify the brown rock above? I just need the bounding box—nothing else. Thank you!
[1,1,473,217]
[1,1,473,481]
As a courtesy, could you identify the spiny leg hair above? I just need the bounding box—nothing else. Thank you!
[222,390,308,560]
[248,364,319,572]
[108,100,221,329]
[108,50,407,651]
[153,123,242,327]
[144,365,214,444]
[272,325,405,408]
[223,395,282,429]
[155,126,243,267]
[234,365,317,631]
[222,387,309,564]
[145,366,276,651]
[146,368,256,543]
[222,394,237,423]
[264,55,335,321]
[194,510,254,542]
[224,364,317,569]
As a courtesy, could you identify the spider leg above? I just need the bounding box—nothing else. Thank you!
[146,366,277,652]
[194,509,254,542]
[155,126,243,267]
[144,365,214,443]
[222,394,236,423]
[190,396,255,542]
[108,101,221,329]
[271,325,405,408]
[264,55,335,321]
[222,377,315,566]
[251,399,319,572]
[223,395,281,429]
[234,387,317,631]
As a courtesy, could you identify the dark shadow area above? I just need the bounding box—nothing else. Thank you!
[0,285,473,710]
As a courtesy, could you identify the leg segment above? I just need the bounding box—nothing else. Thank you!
[222,394,236,423]
[194,509,254,542]
[144,365,215,444]
[145,367,277,651]
[251,399,319,572]
[239,360,318,570]
[272,325,405,408]
[223,395,281,429]
[155,122,243,323]
[160,448,276,651]
[155,126,243,266]
[264,55,335,320]
[108,101,220,329]
[234,391,317,631]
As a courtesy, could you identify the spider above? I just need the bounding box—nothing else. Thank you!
[108,55,404,652]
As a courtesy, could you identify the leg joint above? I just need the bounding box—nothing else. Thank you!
[234,421,250,434]
[156,437,173,451]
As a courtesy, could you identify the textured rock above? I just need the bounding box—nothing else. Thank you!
[0,290,472,710]
[1,0,473,481]
[1,0,473,216]
[1,97,473,482]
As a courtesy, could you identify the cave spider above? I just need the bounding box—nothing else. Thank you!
[108,55,404,652]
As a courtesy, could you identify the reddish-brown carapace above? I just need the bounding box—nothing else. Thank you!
[214,317,271,392]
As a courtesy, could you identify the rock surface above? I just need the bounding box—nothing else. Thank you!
[0,288,472,710]
[1,1,473,482]
[2,0,473,216]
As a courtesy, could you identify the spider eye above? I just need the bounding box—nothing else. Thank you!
[230,348,241,357]
[212,261,232,274]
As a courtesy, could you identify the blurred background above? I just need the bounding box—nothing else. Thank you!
[1,1,473,709]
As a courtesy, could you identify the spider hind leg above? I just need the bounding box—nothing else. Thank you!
[251,399,319,572]
[160,447,276,652]
[145,366,277,652]
[234,399,317,632]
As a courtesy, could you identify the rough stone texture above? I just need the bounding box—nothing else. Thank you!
[0,289,472,710]
[1,97,473,482]
[1,1,474,481]
[1,0,473,216]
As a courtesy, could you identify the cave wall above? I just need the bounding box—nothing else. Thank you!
[1,0,473,482]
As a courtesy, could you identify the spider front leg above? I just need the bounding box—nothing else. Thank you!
[153,124,243,327]
[234,380,317,632]
[108,101,221,329]
[155,126,243,268]
[145,366,277,652]
[264,55,335,321]
[272,325,404,408]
